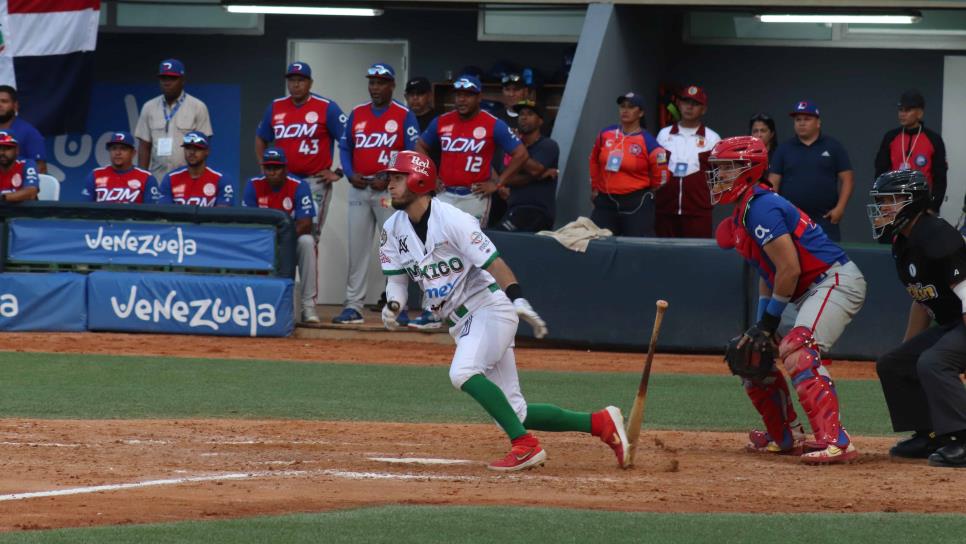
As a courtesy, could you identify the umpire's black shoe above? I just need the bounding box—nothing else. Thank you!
[890,432,938,459]
[928,443,966,468]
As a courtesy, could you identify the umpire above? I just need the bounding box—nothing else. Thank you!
[870,169,966,468]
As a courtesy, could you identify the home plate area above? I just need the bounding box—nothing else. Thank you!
[0,418,962,531]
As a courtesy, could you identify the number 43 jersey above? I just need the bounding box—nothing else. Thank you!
[256,94,345,176]
[380,200,501,319]
[340,100,419,178]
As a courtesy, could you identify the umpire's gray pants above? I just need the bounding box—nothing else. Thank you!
[876,321,966,436]
[343,186,394,312]
[297,234,318,309]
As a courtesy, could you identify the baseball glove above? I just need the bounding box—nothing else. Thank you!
[724,327,777,381]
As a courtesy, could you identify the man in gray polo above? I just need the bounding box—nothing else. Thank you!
[135,59,213,181]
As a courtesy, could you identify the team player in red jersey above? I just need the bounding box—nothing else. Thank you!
[0,131,39,203]
[154,131,234,207]
[333,63,419,325]
[81,132,158,204]
[243,148,320,324]
[255,62,345,237]
[416,75,528,225]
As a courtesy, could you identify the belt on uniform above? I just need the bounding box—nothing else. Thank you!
[444,283,500,328]
[445,186,473,196]
[809,257,851,292]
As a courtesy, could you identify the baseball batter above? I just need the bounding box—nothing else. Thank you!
[378,150,629,472]
[711,136,866,465]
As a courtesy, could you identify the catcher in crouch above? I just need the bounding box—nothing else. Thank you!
[710,136,867,465]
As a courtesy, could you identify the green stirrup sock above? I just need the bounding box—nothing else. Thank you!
[523,403,592,433]
[460,374,527,439]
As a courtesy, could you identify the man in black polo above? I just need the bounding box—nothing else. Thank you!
[769,100,854,241]
[874,90,947,213]
[492,101,558,232]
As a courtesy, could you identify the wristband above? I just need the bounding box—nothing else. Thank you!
[755,296,769,323]
[765,295,790,321]
[504,283,523,302]
[757,312,781,335]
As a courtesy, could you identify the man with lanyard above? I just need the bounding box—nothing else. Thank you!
[874,90,947,213]
[333,63,419,325]
[154,131,234,207]
[870,170,966,468]
[378,150,630,472]
[0,85,46,174]
[81,132,158,204]
[0,131,39,203]
[256,62,345,239]
[492,101,558,232]
[135,59,213,182]
[656,85,720,238]
[243,148,320,324]
[416,75,528,226]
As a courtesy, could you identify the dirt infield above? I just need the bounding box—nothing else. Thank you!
[0,332,946,532]
[2,419,963,532]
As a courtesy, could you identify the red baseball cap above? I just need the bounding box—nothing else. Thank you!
[0,131,18,147]
[678,85,707,105]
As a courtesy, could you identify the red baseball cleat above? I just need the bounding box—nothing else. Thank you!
[595,406,630,468]
[801,443,859,465]
[487,433,546,472]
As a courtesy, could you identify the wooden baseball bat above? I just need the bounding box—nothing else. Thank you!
[624,299,668,468]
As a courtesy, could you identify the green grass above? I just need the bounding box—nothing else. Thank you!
[0,351,894,434]
[1,506,964,544]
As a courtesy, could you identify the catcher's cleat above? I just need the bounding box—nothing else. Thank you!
[801,442,859,465]
[746,424,805,455]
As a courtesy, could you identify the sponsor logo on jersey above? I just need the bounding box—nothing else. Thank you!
[127,179,142,189]
[410,155,431,176]
[629,144,642,156]
[425,281,456,299]
[440,136,485,154]
[906,282,938,302]
[273,123,318,139]
[909,263,917,277]
[282,197,293,211]
[305,111,319,124]
[472,126,487,139]
[95,176,109,186]
[174,196,218,207]
[470,231,484,244]
[406,257,465,281]
[11,173,21,188]
[753,224,772,243]
[0,293,18,318]
[354,132,398,149]
[385,120,398,133]
[109,285,277,335]
[84,226,198,264]
[203,183,216,197]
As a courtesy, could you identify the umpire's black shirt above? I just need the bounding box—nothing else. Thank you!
[893,213,966,325]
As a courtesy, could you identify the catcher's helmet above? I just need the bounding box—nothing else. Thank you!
[379,150,437,195]
[707,136,768,205]
[867,169,930,240]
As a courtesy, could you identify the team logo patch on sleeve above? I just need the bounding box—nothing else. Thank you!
[656,151,667,164]
[470,231,484,244]
[380,229,388,246]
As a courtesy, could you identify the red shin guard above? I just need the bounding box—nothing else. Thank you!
[780,327,849,448]
[743,369,800,448]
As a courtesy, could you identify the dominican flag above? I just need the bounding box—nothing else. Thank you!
[0,0,99,135]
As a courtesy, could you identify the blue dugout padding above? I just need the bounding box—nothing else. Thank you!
[0,272,87,332]
[87,271,294,337]
[489,232,911,360]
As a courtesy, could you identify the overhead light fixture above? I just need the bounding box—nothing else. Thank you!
[757,14,920,24]
[225,5,383,16]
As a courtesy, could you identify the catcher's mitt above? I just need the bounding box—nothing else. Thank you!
[724,327,777,381]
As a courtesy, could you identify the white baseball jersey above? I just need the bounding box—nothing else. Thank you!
[380,200,500,319]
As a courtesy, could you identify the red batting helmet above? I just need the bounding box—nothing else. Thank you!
[380,150,437,194]
[707,136,768,205]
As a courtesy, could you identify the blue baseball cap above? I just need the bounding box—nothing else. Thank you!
[366,63,395,80]
[181,131,209,149]
[261,147,287,165]
[286,61,312,79]
[453,75,482,94]
[106,131,135,149]
[790,100,820,118]
[158,59,185,77]
[616,92,645,109]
